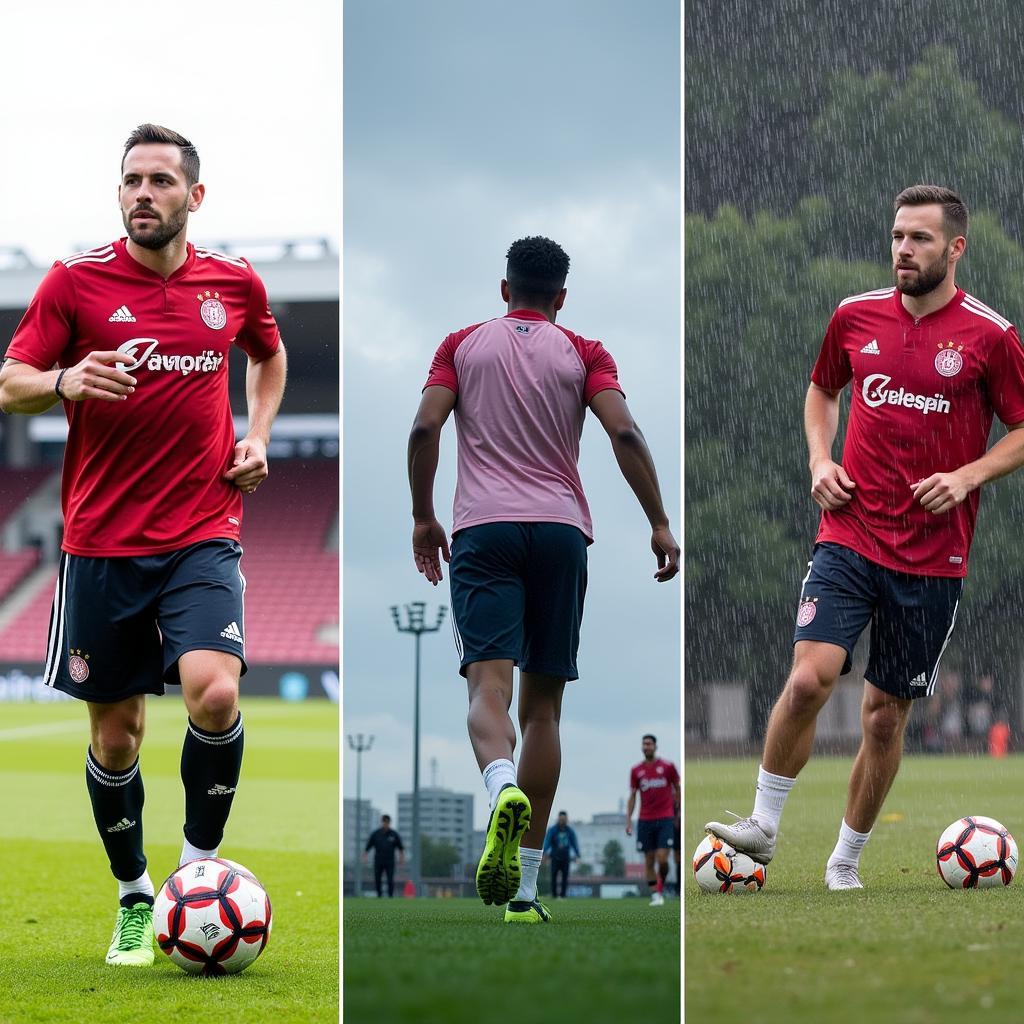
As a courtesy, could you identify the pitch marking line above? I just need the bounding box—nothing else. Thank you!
[0,720,81,741]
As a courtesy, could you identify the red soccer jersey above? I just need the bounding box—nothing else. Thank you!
[5,239,281,556]
[811,286,1024,577]
[630,758,679,821]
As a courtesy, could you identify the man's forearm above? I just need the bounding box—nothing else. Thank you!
[609,426,670,528]
[408,424,441,521]
[0,364,62,415]
[804,384,841,467]
[244,346,287,443]
[960,426,1024,490]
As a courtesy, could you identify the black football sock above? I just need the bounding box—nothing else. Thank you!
[85,748,147,883]
[180,712,244,850]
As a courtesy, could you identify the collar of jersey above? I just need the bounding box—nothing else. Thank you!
[892,286,964,324]
[116,238,197,282]
[505,309,549,321]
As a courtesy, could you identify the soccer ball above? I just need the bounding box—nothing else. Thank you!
[692,834,766,893]
[154,858,272,974]
[936,816,1018,889]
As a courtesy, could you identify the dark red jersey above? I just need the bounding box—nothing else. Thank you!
[630,758,679,820]
[811,286,1024,577]
[6,239,280,556]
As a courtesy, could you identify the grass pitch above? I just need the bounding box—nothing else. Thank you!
[344,896,680,1023]
[686,754,1024,1024]
[0,698,338,1024]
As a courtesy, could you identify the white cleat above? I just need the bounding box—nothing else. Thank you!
[704,815,776,865]
[825,861,864,890]
[649,891,665,906]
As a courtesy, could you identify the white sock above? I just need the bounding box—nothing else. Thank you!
[482,758,517,810]
[117,870,154,904]
[751,764,795,834]
[828,819,871,867]
[514,847,543,902]
[180,838,219,867]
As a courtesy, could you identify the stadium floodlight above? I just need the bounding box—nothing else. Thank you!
[347,733,374,897]
[390,602,447,896]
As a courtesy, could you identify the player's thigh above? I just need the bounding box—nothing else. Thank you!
[156,540,247,685]
[792,543,878,676]
[45,552,164,702]
[521,524,587,680]
[867,571,963,700]
[449,524,528,675]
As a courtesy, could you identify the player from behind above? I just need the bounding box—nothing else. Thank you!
[707,186,1024,889]
[0,124,287,963]
[626,734,680,905]
[407,236,679,924]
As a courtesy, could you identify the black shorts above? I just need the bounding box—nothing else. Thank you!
[793,542,962,700]
[637,817,675,853]
[449,522,588,681]
[44,539,248,703]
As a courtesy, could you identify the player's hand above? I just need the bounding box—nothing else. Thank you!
[224,435,268,494]
[60,351,137,402]
[651,525,680,582]
[912,471,972,514]
[413,519,450,585]
[625,819,633,836]
[810,458,856,510]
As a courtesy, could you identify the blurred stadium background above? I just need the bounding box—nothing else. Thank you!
[0,240,338,702]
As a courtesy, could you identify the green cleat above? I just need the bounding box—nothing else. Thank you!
[105,903,155,966]
[504,899,553,924]
[476,784,531,906]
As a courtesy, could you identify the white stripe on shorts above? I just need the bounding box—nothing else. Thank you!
[43,554,69,687]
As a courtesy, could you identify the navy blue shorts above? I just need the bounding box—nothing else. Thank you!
[637,817,675,853]
[449,522,587,681]
[793,542,962,700]
[44,539,248,703]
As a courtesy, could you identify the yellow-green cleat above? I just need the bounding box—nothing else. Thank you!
[105,903,155,966]
[504,899,553,923]
[476,784,531,906]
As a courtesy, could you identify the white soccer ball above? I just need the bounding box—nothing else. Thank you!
[692,834,766,894]
[154,858,272,974]
[936,816,1018,889]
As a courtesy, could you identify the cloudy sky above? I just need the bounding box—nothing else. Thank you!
[0,1,340,263]
[343,0,681,830]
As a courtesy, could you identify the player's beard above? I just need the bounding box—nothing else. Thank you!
[123,197,190,251]
[894,248,950,297]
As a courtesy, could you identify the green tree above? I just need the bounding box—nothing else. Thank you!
[602,840,626,877]
[420,835,460,878]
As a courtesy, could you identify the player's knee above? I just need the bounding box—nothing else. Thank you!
[190,679,239,731]
[92,725,142,768]
[863,702,906,746]
[784,663,835,715]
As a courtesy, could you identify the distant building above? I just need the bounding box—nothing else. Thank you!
[573,811,645,871]
[343,797,384,867]
[398,786,474,869]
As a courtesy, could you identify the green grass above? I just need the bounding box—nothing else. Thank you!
[686,754,1024,1023]
[0,698,338,1023]
[344,897,680,1023]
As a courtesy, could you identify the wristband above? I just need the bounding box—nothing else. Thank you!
[55,368,68,400]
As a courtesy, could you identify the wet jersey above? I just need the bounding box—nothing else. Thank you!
[423,309,622,541]
[811,286,1024,577]
[6,239,281,556]
[630,758,679,820]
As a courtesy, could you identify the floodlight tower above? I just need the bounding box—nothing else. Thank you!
[347,733,373,897]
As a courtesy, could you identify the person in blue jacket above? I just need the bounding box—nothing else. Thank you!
[543,811,581,898]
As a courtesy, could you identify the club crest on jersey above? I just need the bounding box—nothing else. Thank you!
[68,648,91,683]
[935,342,964,377]
[796,598,818,627]
[197,290,227,330]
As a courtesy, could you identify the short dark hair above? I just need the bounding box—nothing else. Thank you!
[894,185,968,241]
[642,733,657,744]
[122,124,200,186]
[381,814,391,823]
[505,236,570,303]
[558,810,568,817]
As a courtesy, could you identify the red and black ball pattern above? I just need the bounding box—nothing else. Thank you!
[936,817,1014,889]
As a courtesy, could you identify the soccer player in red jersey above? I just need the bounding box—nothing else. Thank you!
[0,125,287,962]
[707,186,1024,889]
[407,236,679,924]
[626,734,680,905]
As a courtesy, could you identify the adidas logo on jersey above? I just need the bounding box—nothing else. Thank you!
[220,621,243,643]
[207,783,237,796]
[909,673,928,688]
[106,817,136,833]
[108,305,137,323]
[860,339,880,354]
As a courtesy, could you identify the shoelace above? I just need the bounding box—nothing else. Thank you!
[117,906,150,950]
[830,863,861,884]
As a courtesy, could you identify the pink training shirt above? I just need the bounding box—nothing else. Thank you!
[424,309,623,541]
